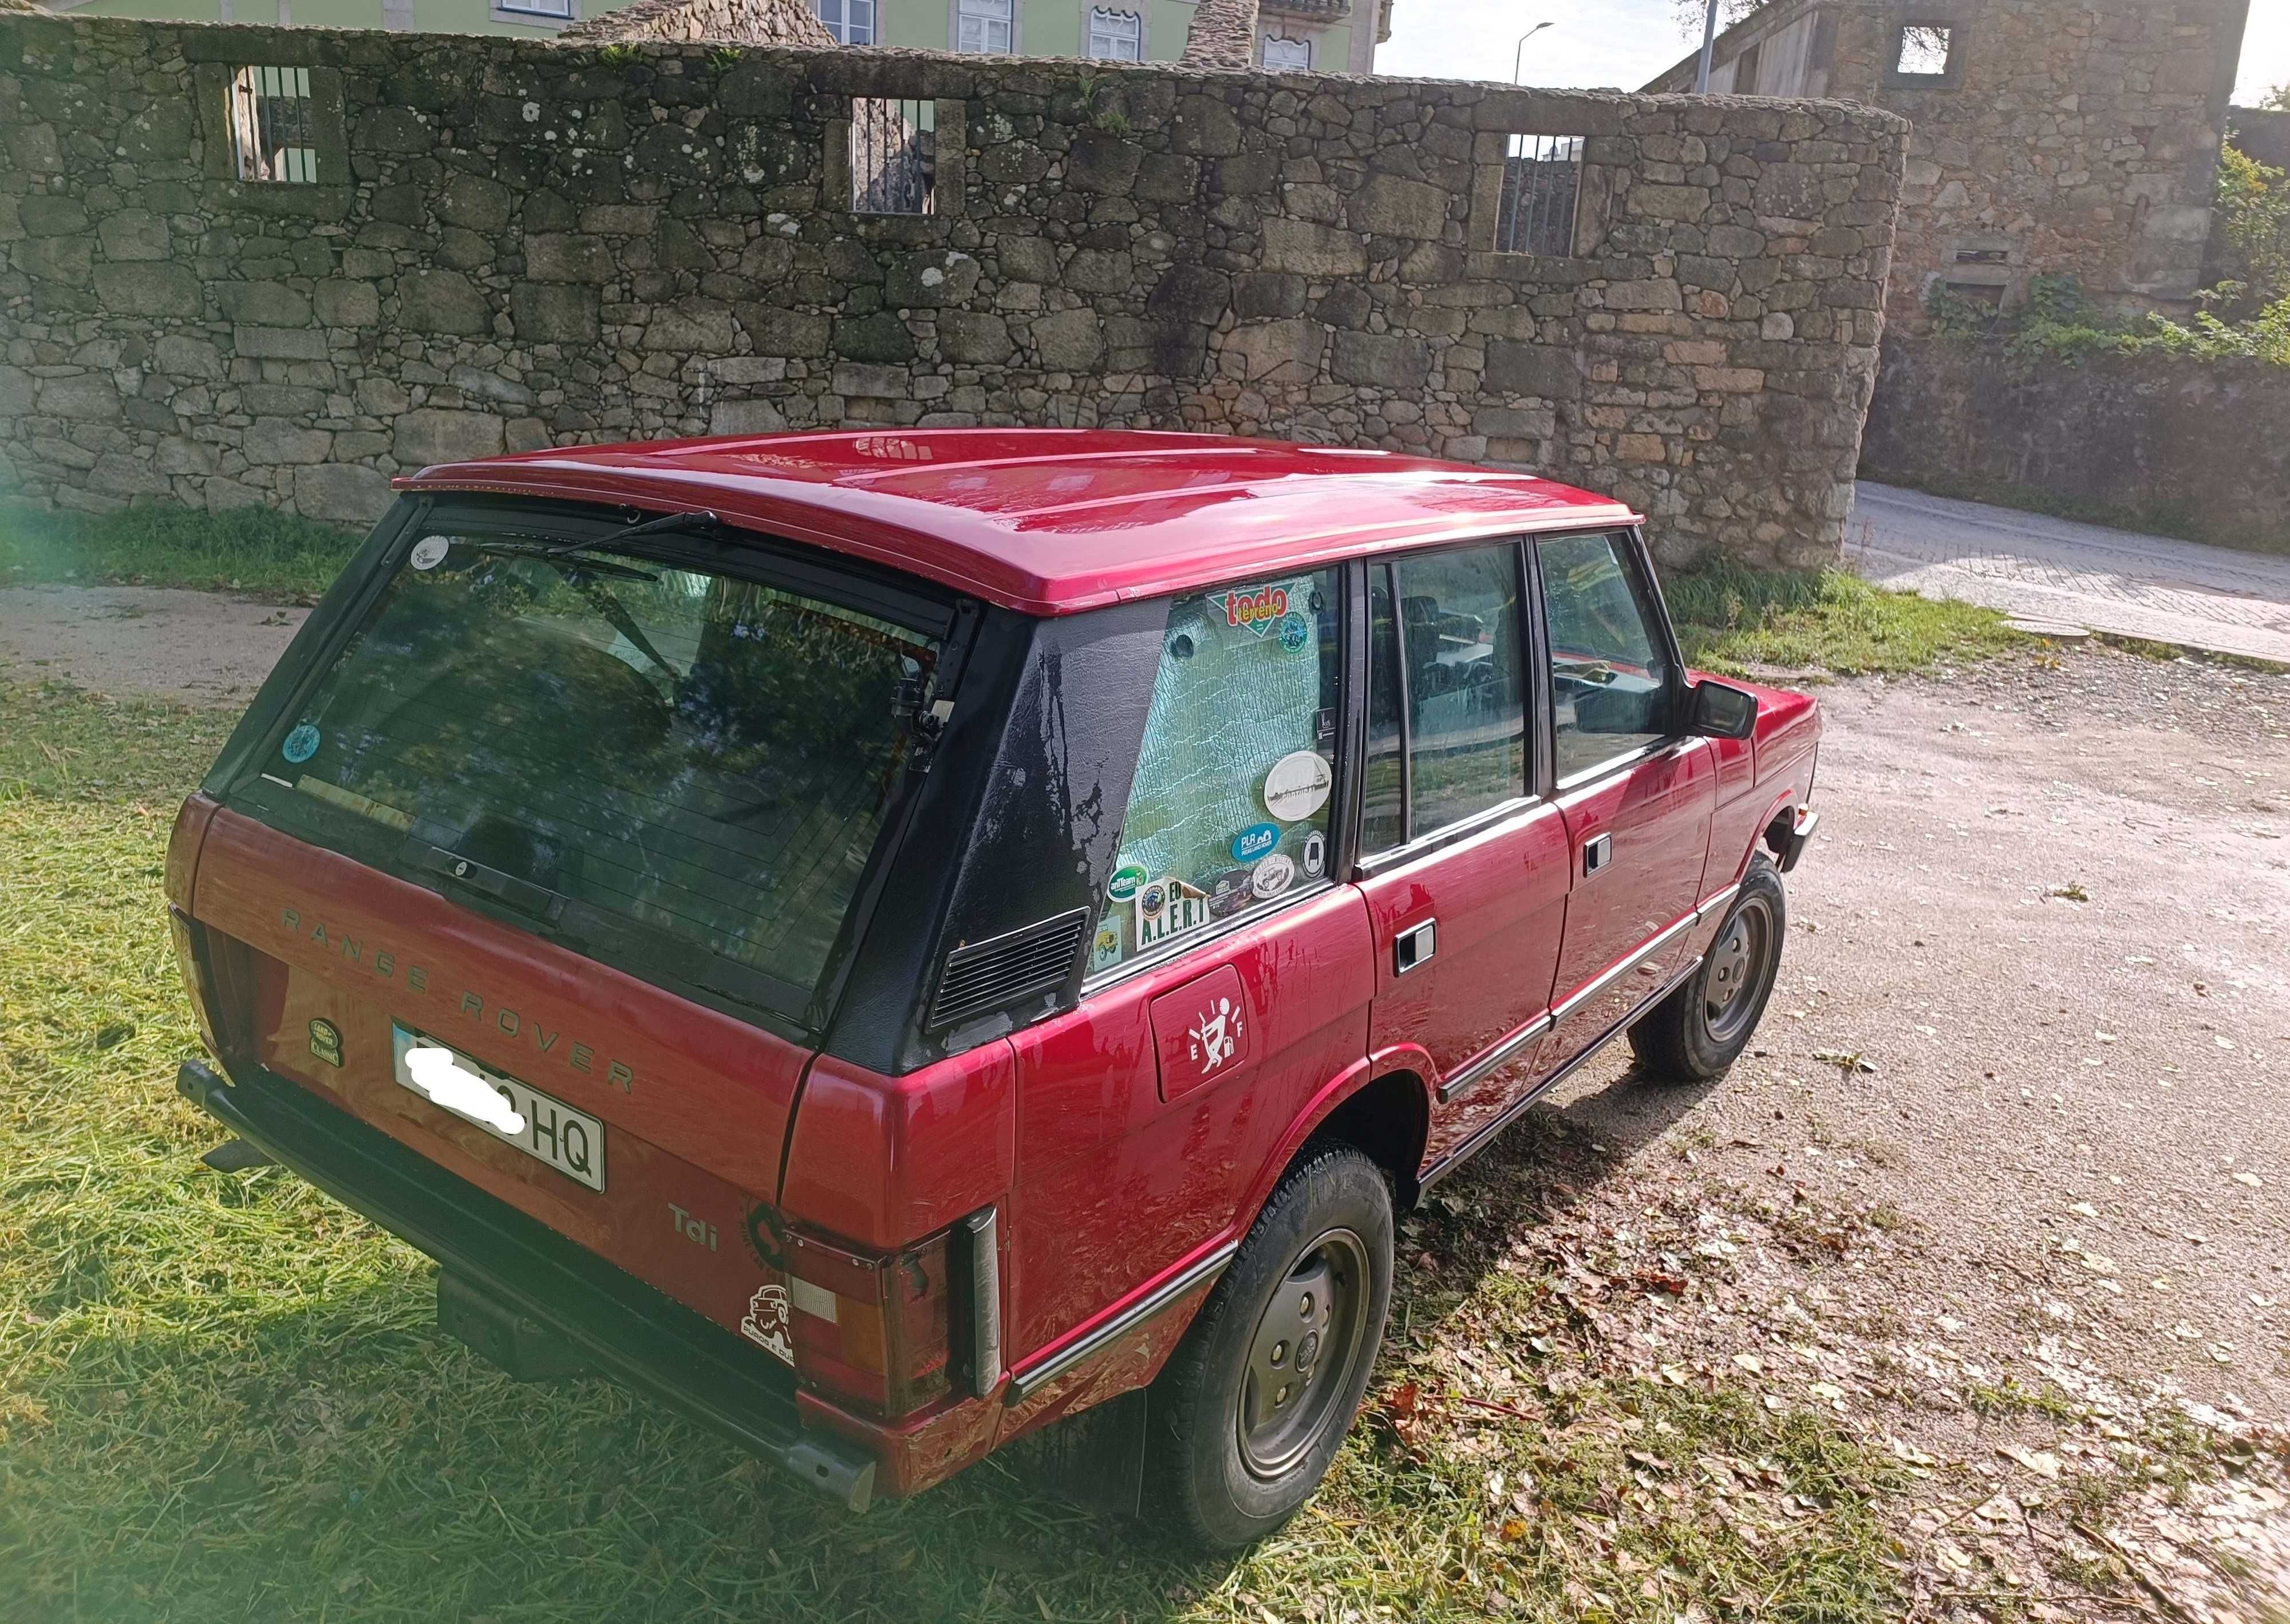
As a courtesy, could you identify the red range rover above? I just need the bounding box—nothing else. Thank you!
[165,429,1819,1548]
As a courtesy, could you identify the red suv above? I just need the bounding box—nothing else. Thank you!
[165,430,1819,1548]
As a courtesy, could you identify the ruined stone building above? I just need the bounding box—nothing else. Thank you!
[1645,0,2252,327]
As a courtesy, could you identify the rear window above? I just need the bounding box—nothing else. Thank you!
[235,521,942,1019]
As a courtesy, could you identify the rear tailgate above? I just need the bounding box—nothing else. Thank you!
[192,807,808,1350]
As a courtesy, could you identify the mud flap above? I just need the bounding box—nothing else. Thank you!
[439,1271,596,1382]
[1002,1386,1150,1518]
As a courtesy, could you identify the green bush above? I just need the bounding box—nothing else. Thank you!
[0,500,361,598]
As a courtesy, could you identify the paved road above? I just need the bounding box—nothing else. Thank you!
[1851,481,2290,665]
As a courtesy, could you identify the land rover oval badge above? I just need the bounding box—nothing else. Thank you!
[309,1018,344,1068]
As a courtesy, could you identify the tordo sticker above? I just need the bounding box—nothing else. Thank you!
[1262,750,1333,822]
[1222,583,1292,638]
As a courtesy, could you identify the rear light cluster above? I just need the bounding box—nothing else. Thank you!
[780,1228,953,1416]
[166,910,259,1069]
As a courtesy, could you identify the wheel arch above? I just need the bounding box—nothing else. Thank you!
[1239,1053,1434,1229]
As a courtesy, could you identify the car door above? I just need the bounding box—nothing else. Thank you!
[1537,531,1717,1063]
[1351,542,1572,1163]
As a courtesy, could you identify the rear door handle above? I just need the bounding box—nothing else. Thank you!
[1581,833,1613,876]
[1394,920,1436,975]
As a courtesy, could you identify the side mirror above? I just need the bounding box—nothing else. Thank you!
[1689,679,1758,741]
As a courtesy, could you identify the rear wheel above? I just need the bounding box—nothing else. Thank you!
[1630,858,1787,1082]
[1145,1146,1393,1551]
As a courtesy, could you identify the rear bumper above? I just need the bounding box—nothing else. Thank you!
[177,1057,878,1512]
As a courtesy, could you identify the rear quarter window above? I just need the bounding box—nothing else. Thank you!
[1089,570,1341,975]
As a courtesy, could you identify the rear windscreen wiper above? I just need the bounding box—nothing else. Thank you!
[503,509,726,560]
[448,510,729,576]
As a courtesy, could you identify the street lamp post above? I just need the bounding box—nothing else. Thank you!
[1513,19,1553,83]
[1693,0,1722,92]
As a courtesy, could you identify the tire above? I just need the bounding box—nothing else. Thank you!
[1629,856,1787,1082]
[1144,1145,1394,1551]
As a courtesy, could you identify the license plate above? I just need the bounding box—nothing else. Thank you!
[390,1024,606,1192]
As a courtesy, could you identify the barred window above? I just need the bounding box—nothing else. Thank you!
[1087,7,1142,60]
[1492,133,1582,258]
[850,97,935,216]
[227,66,319,185]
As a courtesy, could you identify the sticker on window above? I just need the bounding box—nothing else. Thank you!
[1136,875,1211,950]
[1107,861,1147,902]
[281,723,321,764]
[1251,853,1296,899]
[1262,750,1332,822]
[1231,823,1281,863]
[409,535,451,571]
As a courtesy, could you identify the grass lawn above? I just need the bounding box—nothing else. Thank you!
[0,503,361,601]
[0,683,1911,1624]
[1665,564,2026,677]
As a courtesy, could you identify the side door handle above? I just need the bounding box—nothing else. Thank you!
[1581,832,1613,876]
[1394,919,1436,975]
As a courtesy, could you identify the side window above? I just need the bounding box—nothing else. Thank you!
[1090,569,1341,974]
[1395,543,1526,835]
[1539,532,1676,783]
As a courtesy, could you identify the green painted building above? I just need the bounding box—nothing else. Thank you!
[33,0,1378,74]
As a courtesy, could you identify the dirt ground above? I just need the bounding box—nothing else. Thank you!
[7,583,2287,1615]
[0,584,309,706]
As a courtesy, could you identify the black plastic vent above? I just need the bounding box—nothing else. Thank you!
[929,908,1090,1030]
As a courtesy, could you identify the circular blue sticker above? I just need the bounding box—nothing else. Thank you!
[1278,613,1310,653]
[281,723,321,764]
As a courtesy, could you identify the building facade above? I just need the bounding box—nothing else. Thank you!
[1645,0,2252,327]
[34,0,1379,73]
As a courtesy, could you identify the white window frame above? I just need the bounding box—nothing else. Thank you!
[1086,5,1143,59]
[816,0,876,44]
[1260,32,1310,71]
[492,0,574,22]
[953,0,1016,54]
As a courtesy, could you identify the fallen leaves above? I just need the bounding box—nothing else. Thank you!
[1812,1049,1879,1074]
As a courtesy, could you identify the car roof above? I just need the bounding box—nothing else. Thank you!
[395,429,1643,616]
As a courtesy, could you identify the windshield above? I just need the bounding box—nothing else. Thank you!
[241,527,941,1014]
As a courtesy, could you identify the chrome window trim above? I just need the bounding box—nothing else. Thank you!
[1552,736,1675,795]
[1005,1239,1239,1400]
[1349,792,1546,881]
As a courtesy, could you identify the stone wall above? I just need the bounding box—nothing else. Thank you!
[1647,0,2248,331]
[0,14,1907,568]
[1860,333,2290,552]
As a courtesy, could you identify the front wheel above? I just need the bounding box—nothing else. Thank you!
[1630,857,1787,1082]
[1144,1146,1393,1551]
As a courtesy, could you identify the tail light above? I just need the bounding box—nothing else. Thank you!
[167,910,257,1067]
[781,1227,953,1417]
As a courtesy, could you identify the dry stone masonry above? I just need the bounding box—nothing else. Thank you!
[0,15,1906,568]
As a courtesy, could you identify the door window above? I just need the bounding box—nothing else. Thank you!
[1090,569,1341,974]
[1396,543,1526,835]
[1538,532,1675,783]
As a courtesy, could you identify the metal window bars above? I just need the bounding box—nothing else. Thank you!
[1493,133,1582,258]
[850,98,935,216]
[228,65,319,184]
